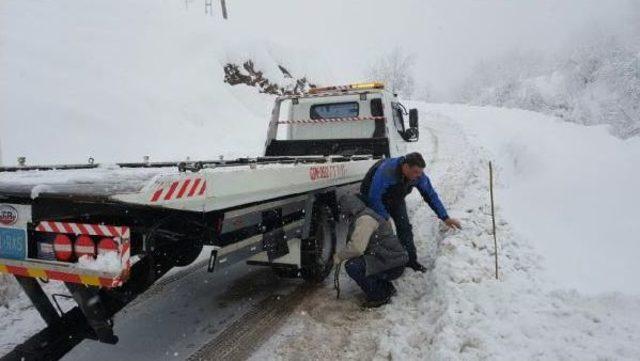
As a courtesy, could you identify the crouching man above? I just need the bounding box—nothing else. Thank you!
[334,193,408,308]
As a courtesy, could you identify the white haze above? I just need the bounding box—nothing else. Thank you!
[0,0,637,164]
[228,0,637,98]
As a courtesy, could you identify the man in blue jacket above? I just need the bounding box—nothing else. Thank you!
[360,152,461,272]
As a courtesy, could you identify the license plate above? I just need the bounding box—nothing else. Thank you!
[0,227,27,260]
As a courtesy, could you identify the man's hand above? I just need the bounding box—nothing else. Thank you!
[444,217,462,230]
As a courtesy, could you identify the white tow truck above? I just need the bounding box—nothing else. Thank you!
[0,82,420,360]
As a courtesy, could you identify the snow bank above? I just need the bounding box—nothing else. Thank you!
[431,104,640,295]
[251,103,640,361]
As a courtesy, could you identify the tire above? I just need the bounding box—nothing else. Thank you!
[300,203,336,282]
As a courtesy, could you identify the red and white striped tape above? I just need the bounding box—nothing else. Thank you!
[120,241,131,271]
[276,116,385,125]
[149,177,207,202]
[35,221,130,238]
[279,91,352,100]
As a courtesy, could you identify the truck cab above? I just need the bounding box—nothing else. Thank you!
[264,82,419,158]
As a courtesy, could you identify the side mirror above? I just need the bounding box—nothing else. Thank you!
[403,127,419,142]
[409,108,419,128]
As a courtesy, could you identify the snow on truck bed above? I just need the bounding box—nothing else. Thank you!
[0,160,376,209]
[0,165,168,199]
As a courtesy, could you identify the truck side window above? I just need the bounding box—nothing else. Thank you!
[310,102,359,119]
[391,102,405,133]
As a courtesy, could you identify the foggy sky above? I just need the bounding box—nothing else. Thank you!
[226,0,637,98]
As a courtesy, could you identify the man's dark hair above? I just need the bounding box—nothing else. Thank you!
[404,152,426,168]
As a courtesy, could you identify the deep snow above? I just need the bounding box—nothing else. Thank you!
[430,104,640,295]
[249,103,640,360]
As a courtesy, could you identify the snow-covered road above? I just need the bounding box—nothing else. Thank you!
[250,104,640,360]
[2,104,640,361]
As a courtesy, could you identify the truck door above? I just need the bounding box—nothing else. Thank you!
[389,101,408,156]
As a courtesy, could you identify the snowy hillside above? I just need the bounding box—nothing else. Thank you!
[0,0,337,165]
[251,103,640,360]
[432,104,640,295]
[456,32,640,139]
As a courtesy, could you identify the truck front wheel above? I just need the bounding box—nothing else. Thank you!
[300,203,336,282]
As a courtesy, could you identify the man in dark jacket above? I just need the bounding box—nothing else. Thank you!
[334,194,408,308]
[360,152,461,273]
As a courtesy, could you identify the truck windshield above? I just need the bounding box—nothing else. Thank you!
[275,97,375,141]
[310,102,359,119]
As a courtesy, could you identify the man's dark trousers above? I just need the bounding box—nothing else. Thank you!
[387,199,417,265]
[344,256,404,301]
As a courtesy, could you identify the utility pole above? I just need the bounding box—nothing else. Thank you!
[220,0,228,19]
[489,161,499,280]
[202,0,228,20]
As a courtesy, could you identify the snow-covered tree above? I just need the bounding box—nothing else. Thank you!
[456,32,640,139]
[366,47,416,98]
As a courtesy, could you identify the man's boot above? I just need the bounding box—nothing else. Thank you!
[388,283,397,297]
[362,294,391,309]
[407,260,428,273]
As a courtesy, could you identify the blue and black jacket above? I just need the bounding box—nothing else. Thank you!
[359,156,449,221]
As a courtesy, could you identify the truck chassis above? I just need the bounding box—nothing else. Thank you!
[0,155,373,360]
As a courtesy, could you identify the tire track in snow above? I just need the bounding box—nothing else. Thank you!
[186,285,315,361]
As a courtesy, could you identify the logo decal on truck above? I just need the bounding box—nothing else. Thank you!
[0,205,18,226]
[309,164,347,181]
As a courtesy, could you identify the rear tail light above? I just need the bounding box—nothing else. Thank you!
[74,235,97,259]
[97,237,118,256]
[31,222,130,278]
[53,234,73,261]
[36,233,118,263]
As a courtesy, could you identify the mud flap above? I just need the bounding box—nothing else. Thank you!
[66,283,118,344]
[263,228,289,261]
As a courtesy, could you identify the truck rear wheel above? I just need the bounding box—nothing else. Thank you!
[300,203,336,282]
